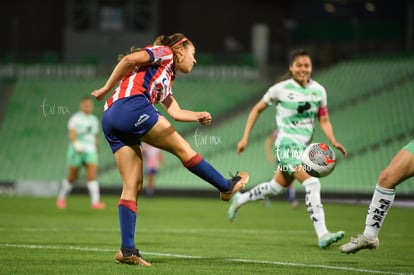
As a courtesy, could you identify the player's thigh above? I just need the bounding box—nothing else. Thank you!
[67,147,82,167]
[379,149,414,188]
[67,166,80,182]
[273,168,295,187]
[85,163,98,181]
[84,152,98,180]
[141,116,196,162]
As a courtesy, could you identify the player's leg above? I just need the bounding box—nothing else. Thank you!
[295,168,344,249]
[57,147,81,208]
[239,169,292,204]
[365,149,414,237]
[141,116,248,200]
[287,183,298,207]
[56,167,78,209]
[113,144,151,266]
[228,142,301,221]
[85,160,105,209]
[100,97,151,265]
[228,169,293,221]
[145,169,156,197]
[340,144,414,254]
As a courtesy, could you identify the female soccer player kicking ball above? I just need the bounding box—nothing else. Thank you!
[340,139,414,254]
[91,33,248,266]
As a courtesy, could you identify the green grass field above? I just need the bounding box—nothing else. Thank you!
[0,195,412,274]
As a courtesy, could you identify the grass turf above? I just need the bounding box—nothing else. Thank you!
[0,195,413,274]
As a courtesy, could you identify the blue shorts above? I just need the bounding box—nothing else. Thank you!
[102,95,160,153]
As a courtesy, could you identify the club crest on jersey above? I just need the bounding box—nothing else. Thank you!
[310,92,320,101]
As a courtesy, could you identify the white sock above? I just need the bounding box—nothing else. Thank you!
[303,178,328,239]
[363,184,395,240]
[237,179,283,205]
[57,179,73,199]
[87,180,100,204]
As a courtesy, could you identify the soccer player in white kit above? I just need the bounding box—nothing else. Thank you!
[56,96,105,209]
[230,49,348,249]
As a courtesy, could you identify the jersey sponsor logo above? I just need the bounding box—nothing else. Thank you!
[297,101,311,113]
[134,114,150,127]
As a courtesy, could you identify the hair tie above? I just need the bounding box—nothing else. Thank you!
[171,37,188,48]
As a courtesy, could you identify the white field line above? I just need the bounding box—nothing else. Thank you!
[0,227,311,235]
[0,243,411,275]
[0,227,407,238]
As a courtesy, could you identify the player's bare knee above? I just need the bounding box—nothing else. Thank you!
[378,169,394,189]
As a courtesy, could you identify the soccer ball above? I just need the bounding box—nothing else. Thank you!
[301,143,336,178]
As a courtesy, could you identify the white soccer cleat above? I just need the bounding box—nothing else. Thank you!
[339,233,379,254]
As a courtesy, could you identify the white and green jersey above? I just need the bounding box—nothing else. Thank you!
[68,111,99,153]
[263,78,327,147]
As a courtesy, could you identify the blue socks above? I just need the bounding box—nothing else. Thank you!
[183,154,229,192]
[118,199,137,249]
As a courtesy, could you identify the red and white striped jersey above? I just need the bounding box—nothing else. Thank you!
[104,45,176,111]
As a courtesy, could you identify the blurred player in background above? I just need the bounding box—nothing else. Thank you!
[340,139,414,254]
[265,129,298,207]
[91,33,249,267]
[56,96,106,209]
[142,142,163,197]
[230,49,347,249]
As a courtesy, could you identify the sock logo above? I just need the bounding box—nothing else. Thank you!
[370,198,391,228]
[249,185,268,200]
[305,190,318,223]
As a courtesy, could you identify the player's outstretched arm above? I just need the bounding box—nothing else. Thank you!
[237,100,268,155]
[91,50,152,101]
